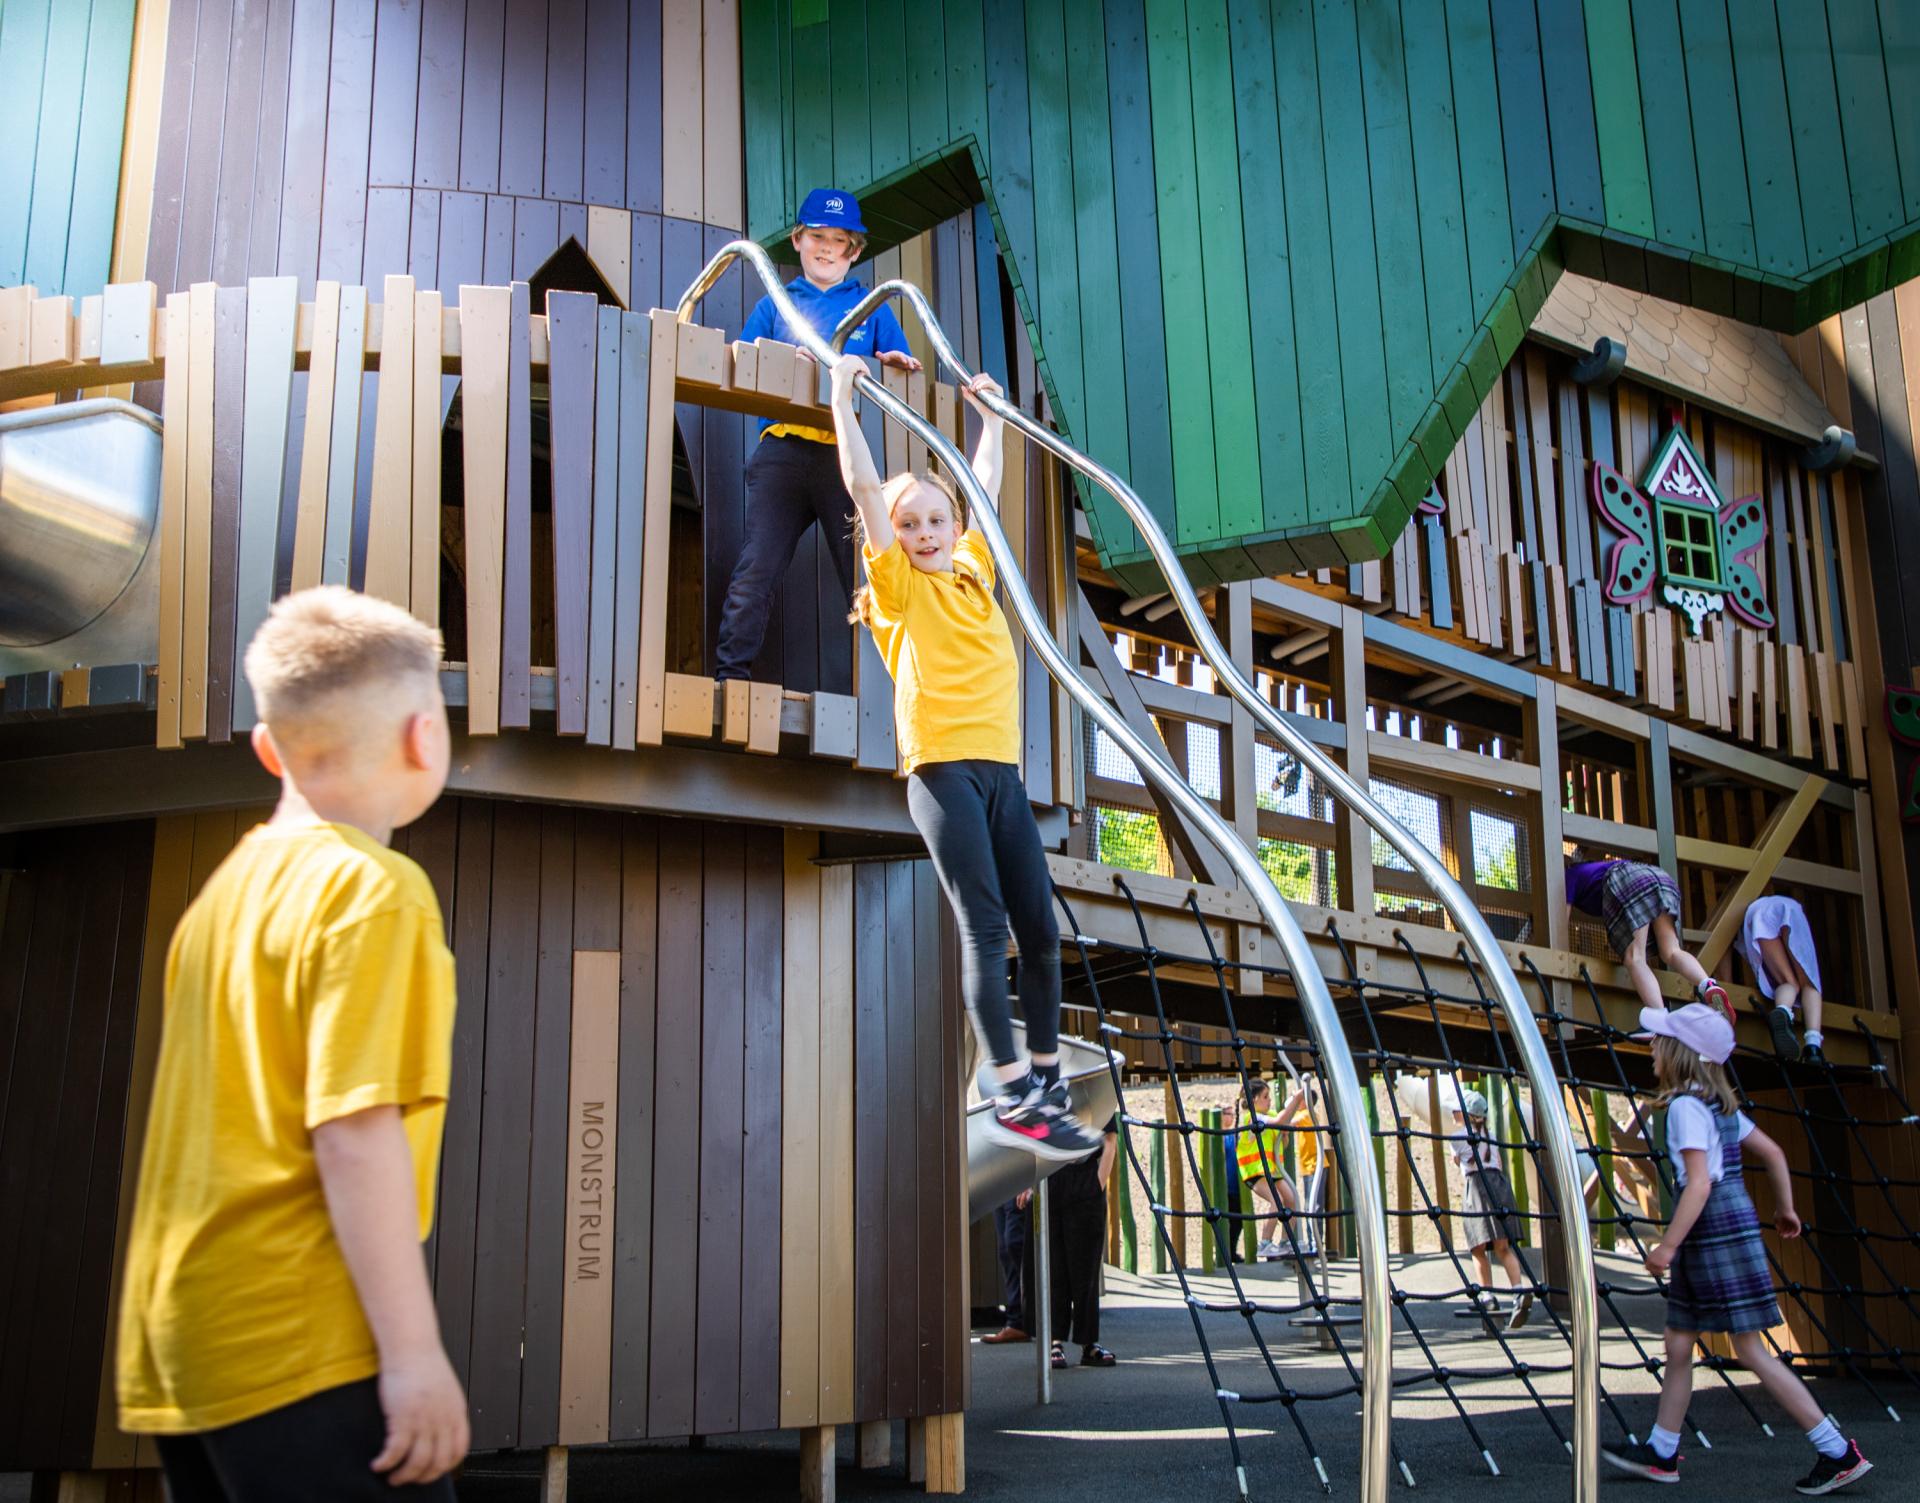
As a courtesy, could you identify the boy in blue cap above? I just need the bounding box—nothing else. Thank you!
[714,187,922,682]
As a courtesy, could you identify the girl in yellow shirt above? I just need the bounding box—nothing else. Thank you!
[831,356,1100,1163]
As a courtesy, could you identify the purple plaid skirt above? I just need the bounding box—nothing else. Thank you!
[1602,862,1682,959]
[1665,1116,1782,1334]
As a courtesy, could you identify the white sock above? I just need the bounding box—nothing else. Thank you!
[1805,1029,1824,1048]
[1649,1424,1681,1459]
[1806,1416,1847,1460]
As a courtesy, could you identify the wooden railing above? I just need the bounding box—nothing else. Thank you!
[0,277,1075,803]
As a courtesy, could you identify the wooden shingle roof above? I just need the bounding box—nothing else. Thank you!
[1530,273,1842,447]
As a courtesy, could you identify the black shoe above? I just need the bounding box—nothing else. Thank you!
[1803,1044,1828,1068]
[1081,1343,1116,1367]
[1506,1292,1535,1331]
[1796,1439,1870,1495]
[1769,1006,1803,1063]
[1601,1440,1680,1483]
[985,1079,1105,1162]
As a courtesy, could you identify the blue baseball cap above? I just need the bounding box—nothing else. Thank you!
[797,187,867,234]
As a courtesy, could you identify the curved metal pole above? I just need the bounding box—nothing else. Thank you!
[677,240,1394,1503]
[835,274,1600,1502]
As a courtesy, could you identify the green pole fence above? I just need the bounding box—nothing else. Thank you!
[1149,1119,1167,1274]
[1363,1076,1387,1214]
[1506,1080,1531,1235]
[1589,1088,1617,1252]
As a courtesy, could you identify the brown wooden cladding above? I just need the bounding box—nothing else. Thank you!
[385,800,966,1450]
[0,799,966,1474]
[0,819,155,1472]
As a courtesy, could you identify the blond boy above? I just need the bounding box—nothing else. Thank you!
[117,587,467,1499]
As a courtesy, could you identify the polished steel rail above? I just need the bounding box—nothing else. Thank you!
[833,274,1601,1502]
[677,240,1396,1503]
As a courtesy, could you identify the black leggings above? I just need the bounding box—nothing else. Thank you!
[156,1378,458,1502]
[906,759,1060,1069]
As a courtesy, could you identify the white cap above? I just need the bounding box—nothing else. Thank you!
[1635,1002,1735,1064]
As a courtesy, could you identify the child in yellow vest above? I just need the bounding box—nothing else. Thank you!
[831,356,1099,1161]
[1234,1079,1313,1258]
[116,588,466,1497]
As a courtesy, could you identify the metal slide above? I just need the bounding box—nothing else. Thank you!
[682,240,1597,1503]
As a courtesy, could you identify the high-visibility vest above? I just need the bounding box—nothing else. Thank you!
[1236,1123,1283,1180]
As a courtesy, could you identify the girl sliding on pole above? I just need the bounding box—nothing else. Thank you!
[830,355,1100,1161]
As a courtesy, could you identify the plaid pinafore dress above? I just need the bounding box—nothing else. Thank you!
[1664,1104,1783,1334]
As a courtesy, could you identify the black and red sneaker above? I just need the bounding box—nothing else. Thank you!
[1796,1439,1871,1495]
[985,1078,1104,1162]
[1601,1440,1681,1483]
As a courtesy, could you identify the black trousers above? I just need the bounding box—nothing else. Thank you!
[155,1377,458,1502]
[994,1199,1029,1330]
[906,759,1061,1068]
[1049,1192,1107,1348]
[714,435,856,680]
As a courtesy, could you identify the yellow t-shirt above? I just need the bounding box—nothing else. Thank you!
[1295,1125,1321,1181]
[116,822,457,1434]
[763,422,835,444]
[862,529,1020,774]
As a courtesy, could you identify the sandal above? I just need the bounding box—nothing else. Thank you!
[1050,1341,1067,1370]
[1081,1343,1117,1367]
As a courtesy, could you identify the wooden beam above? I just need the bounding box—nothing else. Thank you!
[1333,607,1374,919]
[1695,774,1828,976]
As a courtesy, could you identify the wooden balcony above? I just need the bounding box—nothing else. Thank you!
[0,276,1076,810]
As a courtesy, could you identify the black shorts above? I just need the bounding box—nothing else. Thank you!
[155,1377,458,1502]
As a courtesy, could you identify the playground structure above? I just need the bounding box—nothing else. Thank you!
[3,4,1920,1502]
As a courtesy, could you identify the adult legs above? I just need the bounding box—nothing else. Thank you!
[1050,1195,1106,1348]
[908,763,1024,1079]
[715,440,827,681]
[994,1200,1029,1332]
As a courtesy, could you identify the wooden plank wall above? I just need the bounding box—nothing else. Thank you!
[0,0,138,298]
[0,819,155,1473]
[741,1,1920,587]
[386,800,966,1453]
[1,801,967,1473]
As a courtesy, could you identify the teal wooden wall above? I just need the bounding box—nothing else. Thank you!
[742,0,1920,588]
[0,0,136,299]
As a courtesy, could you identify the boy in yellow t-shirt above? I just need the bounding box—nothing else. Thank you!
[116,587,466,1499]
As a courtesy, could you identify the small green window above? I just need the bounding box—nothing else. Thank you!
[1656,497,1722,591]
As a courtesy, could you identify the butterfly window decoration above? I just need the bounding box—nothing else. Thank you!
[1589,426,1773,637]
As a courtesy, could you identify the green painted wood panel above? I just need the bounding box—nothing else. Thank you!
[741,0,1920,587]
[0,0,135,296]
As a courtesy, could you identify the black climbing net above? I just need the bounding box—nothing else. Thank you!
[1052,874,1918,1496]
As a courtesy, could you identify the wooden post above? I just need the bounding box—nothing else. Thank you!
[1164,1076,1186,1269]
[1333,606,1374,917]
[920,1411,965,1494]
[800,1425,836,1503]
[856,1419,890,1469]
[540,1447,568,1503]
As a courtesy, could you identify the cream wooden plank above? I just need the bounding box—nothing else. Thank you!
[817,861,855,1423]
[181,283,217,741]
[155,295,191,749]
[322,285,368,586]
[753,337,795,406]
[558,949,620,1445]
[664,672,717,737]
[1366,730,1542,791]
[77,294,103,362]
[98,282,155,368]
[291,281,342,590]
[1813,651,1839,771]
[1840,659,1867,781]
[585,206,632,308]
[701,0,743,231]
[1785,643,1812,760]
[29,296,73,365]
[232,276,300,732]
[364,275,415,607]
[660,0,704,221]
[635,309,680,744]
[779,830,823,1429]
[747,679,781,754]
[411,290,444,626]
[0,285,33,368]
[675,320,726,390]
[460,285,511,737]
[721,677,752,744]
[728,339,758,391]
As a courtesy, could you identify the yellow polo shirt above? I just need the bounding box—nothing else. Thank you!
[862,529,1020,774]
[116,822,456,1434]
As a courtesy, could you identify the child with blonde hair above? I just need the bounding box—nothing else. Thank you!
[830,356,1099,1161]
[117,587,467,1498]
[1602,1004,1870,1492]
